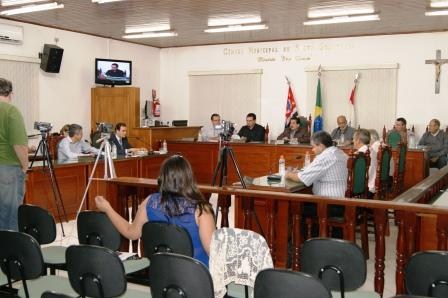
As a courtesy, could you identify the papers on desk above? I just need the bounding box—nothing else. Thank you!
[117,252,139,261]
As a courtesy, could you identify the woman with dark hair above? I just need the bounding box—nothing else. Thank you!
[95,155,215,266]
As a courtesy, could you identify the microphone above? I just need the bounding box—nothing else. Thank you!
[128,136,152,150]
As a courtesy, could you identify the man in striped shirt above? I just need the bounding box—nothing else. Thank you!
[286,131,348,197]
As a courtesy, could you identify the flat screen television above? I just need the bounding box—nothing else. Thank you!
[95,58,132,86]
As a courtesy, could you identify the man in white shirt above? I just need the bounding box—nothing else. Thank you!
[201,113,223,141]
[57,124,99,160]
[368,129,381,197]
[286,131,348,197]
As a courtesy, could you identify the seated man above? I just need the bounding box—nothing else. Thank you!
[353,129,376,198]
[201,113,223,141]
[238,113,265,142]
[330,115,355,146]
[286,131,348,197]
[58,124,100,160]
[109,122,143,155]
[277,116,310,143]
[387,117,407,146]
[418,119,448,169]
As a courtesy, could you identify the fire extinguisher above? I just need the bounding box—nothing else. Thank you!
[152,89,161,117]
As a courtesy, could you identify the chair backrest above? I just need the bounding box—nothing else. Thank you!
[254,268,331,298]
[301,237,367,294]
[0,230,45,281]
[405,251,448,298]
[387,130,402,148]
[345,149,370,198]
[41,291,74,298]
[141,221,193,258]
[374,144,392,199]
[77,211,121,251]
[149,252,214,298]
[66,245,127,298]
[391,142,407,196]
[18,204,57,245]
[209,228,273,298]
[49,134,65,160]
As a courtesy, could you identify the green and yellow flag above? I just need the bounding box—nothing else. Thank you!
[313,78,323,132]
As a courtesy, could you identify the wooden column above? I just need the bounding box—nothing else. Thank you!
[374,208,387,297]
[290,202,302,271]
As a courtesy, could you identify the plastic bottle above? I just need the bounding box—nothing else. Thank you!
[162,140,167,153]
[279,155,286,176]
[111,144,117,159]
[339,134,345,145]
[304,151,311,167]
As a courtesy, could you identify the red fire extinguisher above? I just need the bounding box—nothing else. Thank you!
[152,89,160,117]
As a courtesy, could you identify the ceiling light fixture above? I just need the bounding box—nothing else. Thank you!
[1,0,47,6]
[208,15,261,27]
[122,31,178,39]
[425,9,448,15]
[125,24,171,34]
[0,1,63,15]
[92,0,125,3]
[303,14,380,25]
[430,0,448,8]
[308,0,375,18]
[204,23,268,33]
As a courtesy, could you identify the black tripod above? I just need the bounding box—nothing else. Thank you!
[29,131,67,236]
[211,139,264,237]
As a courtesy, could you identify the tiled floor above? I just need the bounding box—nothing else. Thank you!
[49,194,399,297]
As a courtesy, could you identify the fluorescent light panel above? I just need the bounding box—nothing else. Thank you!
[204,23,268,33]
[308,0,375,18]
[208,15,261,26]
[1,0,47,6]
[425,9,448,15]
[303,14,380,25]
[125,24,170,34]
[123,31,177,39]
[430,0,448,8]
[0,1,63,15]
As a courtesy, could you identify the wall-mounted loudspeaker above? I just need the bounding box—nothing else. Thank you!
[40,44,64,73]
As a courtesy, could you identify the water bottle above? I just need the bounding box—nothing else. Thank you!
[162,140,168,153]
[304,151,311,167]
[279,155,286,176]
[111,144,117,159]
[340,134,345,145]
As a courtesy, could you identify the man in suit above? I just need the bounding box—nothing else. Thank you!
[109,122,142,155]
[418,119,448,169]
[330,115,355,146]
[238,113,265,142]
[277,116,310,143]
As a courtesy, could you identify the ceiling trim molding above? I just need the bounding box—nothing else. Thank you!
[0,54,40,63]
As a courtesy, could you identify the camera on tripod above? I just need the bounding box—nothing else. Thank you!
[34,121,53,133]
[216,120,235,141]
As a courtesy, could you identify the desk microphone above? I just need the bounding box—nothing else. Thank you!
[128,136,152,150]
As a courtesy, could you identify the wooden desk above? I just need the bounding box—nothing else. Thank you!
[167,141,428,190]
[131,126,202,150]
[26,154,169,220]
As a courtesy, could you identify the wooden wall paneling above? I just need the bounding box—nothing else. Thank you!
[139,154,170,178]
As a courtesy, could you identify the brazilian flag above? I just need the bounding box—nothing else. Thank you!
[313,78,323,132]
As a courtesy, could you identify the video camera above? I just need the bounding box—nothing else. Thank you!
[96,122,113,134]
[216,120,235,141]
[34,121,53,133]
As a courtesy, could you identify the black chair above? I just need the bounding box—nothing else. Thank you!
[18,204,67,274]
[389,296,431,298]
[0,230,74,298]
[405,251,448,298]
[254,268,331,298]
[141,221,193,258]
[149,252,214,298]
[65,245,148,298]
[77,211,149,275]
[301,237,379,298]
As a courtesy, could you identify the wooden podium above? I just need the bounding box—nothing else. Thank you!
[131,126,202,150]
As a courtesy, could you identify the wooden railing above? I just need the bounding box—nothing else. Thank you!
[106,168,448,297]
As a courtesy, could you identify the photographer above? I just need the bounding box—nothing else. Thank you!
[0,78,28,231]
[57,124,100,160]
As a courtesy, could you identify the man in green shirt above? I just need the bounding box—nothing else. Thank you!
[0,78,28,231]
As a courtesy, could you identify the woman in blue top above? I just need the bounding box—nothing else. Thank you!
[95,155,215,266]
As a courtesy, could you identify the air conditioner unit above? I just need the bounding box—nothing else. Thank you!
[0,23,23,44]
